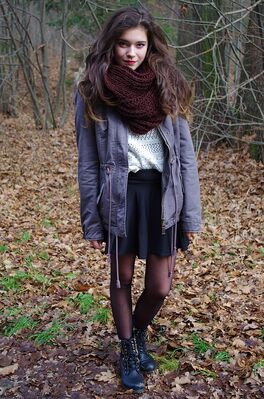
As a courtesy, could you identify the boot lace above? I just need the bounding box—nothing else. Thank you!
[121,338,140,374]
[135,328,147,355]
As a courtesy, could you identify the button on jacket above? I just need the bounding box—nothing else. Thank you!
[75,91,201,241]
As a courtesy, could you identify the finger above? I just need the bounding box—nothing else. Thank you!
[186,232,195,240]
[95,242,103,250]
[90,240,102,250]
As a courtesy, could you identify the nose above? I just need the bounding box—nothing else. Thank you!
[127,45,136,58]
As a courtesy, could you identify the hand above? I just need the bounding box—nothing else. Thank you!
[186,232,197,240]
[89,240,103,250]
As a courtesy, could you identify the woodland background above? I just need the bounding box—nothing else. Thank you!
[0,1,263,398]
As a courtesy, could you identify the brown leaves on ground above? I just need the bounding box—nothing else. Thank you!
[0,112,263,399]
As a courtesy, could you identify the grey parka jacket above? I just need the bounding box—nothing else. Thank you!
[75,92,201,242]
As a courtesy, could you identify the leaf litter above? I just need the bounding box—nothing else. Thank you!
[0,112,263,398]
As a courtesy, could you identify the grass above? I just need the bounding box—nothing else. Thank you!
[4,307,23,317]
[176,283,184,291]
[79,293,94,314]
[24,250,52,286]
[51,269,62,277]
[155,350,180,374]
[25,251,50,266]
[253,359,264,375]
[42,218,54,228]
[0,271,29,291]
[30,322,63,345]
[24,253,34,267]
[191,261,198,270]
[153,334,167,346]
[214,351,231,362]
[209,293,218,303]
[191,333,214,356]
[65,271,77,280]
[194,368,218,379]
[68,293,110,324]
[20,231,31,242]
[189,334,232,363]
[30,270,52,286]
[0,244,8,253]
[92,307,110,324]
[4,316,38,336]
[37,251,49,261]
[0,266,52,291]
[69,293,95,314]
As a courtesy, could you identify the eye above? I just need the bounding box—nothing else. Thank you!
[117,41,128,48]
[136,43,146,48]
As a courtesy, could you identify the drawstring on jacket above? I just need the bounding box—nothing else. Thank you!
[168,155,179,278]
[168,223,177,277]
[106,167,112,264]
[115,236,120,288]
[106,166,121,289]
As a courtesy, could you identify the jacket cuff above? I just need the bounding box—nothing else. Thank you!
[83,231,104,241]
[180,220,201,233]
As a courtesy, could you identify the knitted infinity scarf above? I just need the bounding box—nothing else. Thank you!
[104,64,165,134]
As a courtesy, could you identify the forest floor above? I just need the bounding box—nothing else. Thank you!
[0,112,263,399]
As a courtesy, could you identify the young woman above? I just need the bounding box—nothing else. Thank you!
[75,6,201,393]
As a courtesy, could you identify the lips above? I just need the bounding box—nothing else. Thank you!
[124,60,137,65]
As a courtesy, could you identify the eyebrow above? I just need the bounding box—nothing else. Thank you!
[118,39,147,44]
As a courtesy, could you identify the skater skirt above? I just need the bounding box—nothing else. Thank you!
[105,169,189,259]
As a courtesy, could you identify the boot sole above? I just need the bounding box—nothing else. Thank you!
[141,368,156,374]
[122,383,144,393]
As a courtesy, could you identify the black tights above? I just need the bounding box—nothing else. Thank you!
[110,253,176,340]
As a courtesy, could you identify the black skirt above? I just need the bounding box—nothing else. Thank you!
[105,169,189,259]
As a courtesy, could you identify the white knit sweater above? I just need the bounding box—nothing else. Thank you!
[128,127,165,173]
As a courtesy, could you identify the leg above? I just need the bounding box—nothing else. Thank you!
[110,253,136,339]
[110,253,144,392]
[133,254,176,329]
[132,254,176,373]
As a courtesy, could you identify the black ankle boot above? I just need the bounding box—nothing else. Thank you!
[120,337,144,392]
[134,328,156,373]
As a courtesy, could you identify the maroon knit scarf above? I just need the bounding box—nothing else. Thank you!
[104,64,165,134]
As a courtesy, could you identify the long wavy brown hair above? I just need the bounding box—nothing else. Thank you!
[78,6,192,121]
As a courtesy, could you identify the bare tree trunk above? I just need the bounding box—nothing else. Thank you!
[0,0,59,128]
[0,3,18,116]
[0,0,43,127]
[39,0,54,128]
[223,0,251,109]
[54,0,69,126]
[244,1,264,161]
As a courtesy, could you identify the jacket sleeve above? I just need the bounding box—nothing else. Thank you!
[178,117,202,232]
[75,91,104,240]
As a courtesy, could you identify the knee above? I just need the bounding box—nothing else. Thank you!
[111,273,133,288]
[147,284,171,301]
[119,276,133,288]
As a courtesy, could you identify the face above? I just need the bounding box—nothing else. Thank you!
[114,26,148,70]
